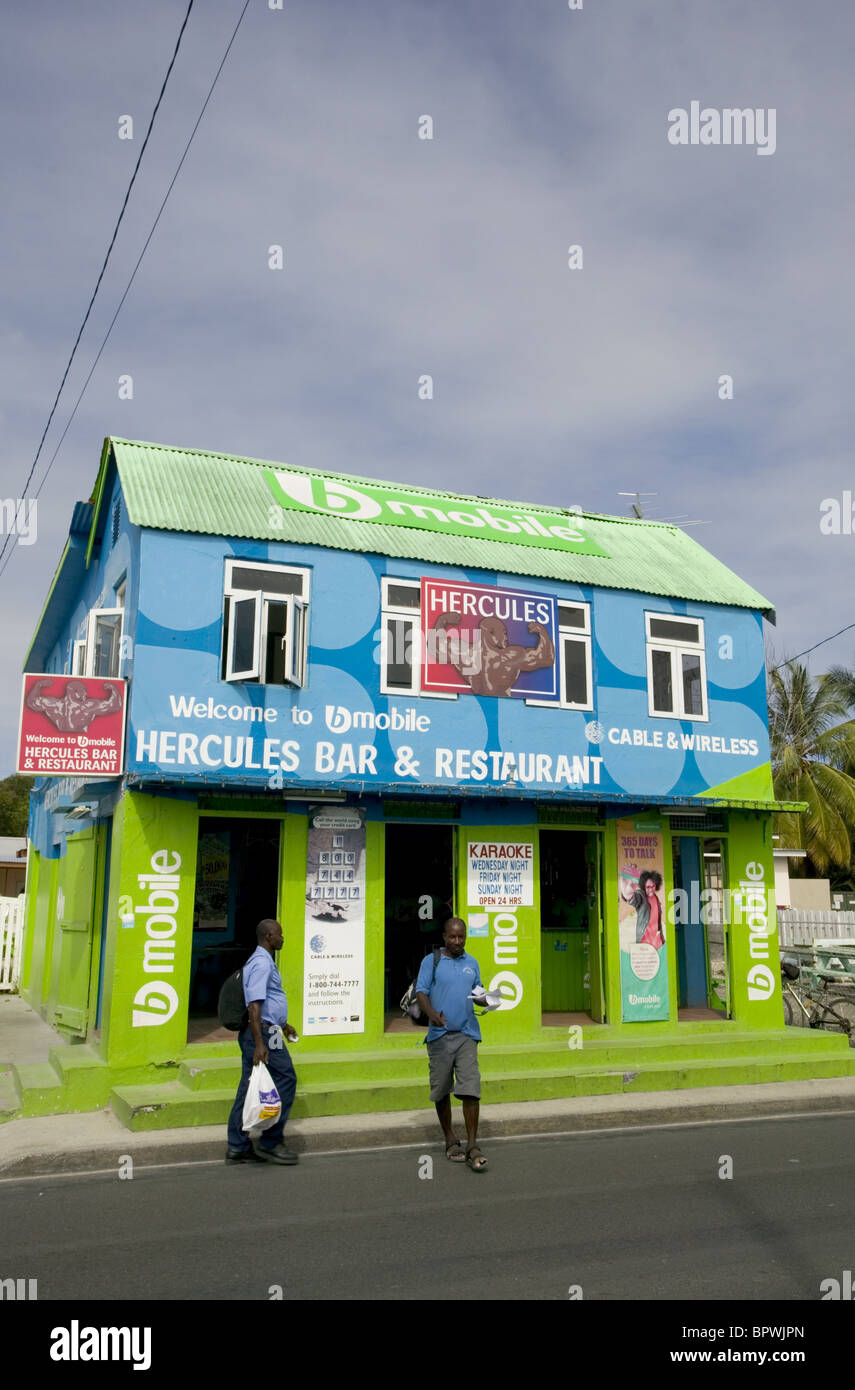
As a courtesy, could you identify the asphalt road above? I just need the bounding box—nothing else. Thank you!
[2,1113,854,1301]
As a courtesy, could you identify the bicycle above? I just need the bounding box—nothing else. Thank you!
[780,957,855,1045]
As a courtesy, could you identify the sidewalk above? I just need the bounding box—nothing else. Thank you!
[2,1076,854,1179]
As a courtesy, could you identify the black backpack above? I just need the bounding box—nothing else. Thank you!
[217,962,250,1031]
[400,948,441,1025]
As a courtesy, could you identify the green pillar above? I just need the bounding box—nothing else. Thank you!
[725,811,783,1027]
[455,821,541,1041]
[100,791,199,1067]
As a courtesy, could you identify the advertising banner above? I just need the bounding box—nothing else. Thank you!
[302,806,366,1036]
[265,468,608,557]
[421,580,559,700]
[467,839,534,909]
[17,675,126,777]
[617,818,670,1021]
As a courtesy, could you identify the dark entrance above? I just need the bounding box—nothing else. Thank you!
[673,835,728,1015]
[384,823,455,1024]
[188,816,281,1033]
[539,830,593,1017]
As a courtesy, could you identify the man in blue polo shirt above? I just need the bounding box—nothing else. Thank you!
[415,917,488,1172]
[226,918,299,1166]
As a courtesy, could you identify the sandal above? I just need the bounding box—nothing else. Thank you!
[445,1139,465,1162]
[466,1145,488,1172]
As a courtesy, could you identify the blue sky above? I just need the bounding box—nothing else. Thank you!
[2,0,854,770]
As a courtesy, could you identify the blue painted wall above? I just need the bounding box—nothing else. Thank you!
[123,525,771,800]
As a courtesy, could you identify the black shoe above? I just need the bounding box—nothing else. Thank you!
[225,1146,266,1164]
[251,1140,299,1165]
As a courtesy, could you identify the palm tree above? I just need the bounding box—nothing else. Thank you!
[768,662,855,875]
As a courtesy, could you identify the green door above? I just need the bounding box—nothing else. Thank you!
[50,828,99,1036]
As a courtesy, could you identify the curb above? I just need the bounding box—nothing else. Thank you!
[2,1078,855,1179]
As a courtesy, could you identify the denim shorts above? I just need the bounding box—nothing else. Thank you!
[426,1032,481,1101]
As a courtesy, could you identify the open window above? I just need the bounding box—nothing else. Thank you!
[71,639,87,675]
[527,601,592,710]
[222,560,309,686]
[84,609,123,678]
[646,613,707,720]
[379,578,455,699]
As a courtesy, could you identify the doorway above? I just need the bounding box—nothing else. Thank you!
[384,823,455,1028]
[672,835,728,1016]
[187,816,282,1039]
[539,830,602,1023]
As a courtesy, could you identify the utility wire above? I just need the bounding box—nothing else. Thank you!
[0,0,196,574]
[0,0,252,584]
[770,620,855,672]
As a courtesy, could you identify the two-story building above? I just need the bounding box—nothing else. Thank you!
[14,437,854,1129]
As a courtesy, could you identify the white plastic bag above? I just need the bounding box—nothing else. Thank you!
[242,1062,282,1138]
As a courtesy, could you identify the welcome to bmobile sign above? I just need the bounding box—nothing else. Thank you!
[265,469,608,556]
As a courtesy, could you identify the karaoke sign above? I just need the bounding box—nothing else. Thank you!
[18,675,127,776]
[420,579,560,701]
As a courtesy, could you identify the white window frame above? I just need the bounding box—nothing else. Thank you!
[379,578,455,699]
[223,560,310,687]
[84,608,124,678]
[526,601,593,711]
[71,639,87,675]
[645,612,708,721]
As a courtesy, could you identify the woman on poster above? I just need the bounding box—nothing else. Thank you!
[620,870,665,950]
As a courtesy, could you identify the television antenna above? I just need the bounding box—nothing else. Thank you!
[618,491,710,529]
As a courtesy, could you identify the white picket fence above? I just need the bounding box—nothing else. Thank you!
[0,895,25,991]
[777,909,855,948]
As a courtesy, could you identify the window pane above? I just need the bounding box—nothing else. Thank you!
[649,617,700,644]
[681,652,703,715]
[651,648,673,712]
[93,614,122,677]
[557,604,586,630]
[385,617,414,689]
[264,601,289,684]
[562,638,588,705]
[385,583,420,609]
[230,565,304,597]
[232,597,259,675]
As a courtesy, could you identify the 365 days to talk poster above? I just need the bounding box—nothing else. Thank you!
[617,820,669,1022]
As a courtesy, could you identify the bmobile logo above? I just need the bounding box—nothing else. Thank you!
[747,964,775,1001]
[265,468,606,556]
[132,981,179,1027]
[272,472,383,521]
[488,970,523,1009]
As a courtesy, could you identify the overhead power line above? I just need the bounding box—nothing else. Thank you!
[770,621,855,673]
[0,0,253,585]
[0,0,197,575]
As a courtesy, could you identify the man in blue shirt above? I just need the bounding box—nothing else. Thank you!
[226,918,299,1165]
[415,917,488,1172]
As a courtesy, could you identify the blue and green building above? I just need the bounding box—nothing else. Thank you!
[10,436,853,1129]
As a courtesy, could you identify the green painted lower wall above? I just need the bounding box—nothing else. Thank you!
[9,792,822,1128]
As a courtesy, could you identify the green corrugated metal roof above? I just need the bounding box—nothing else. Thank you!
[106,438,774,614]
